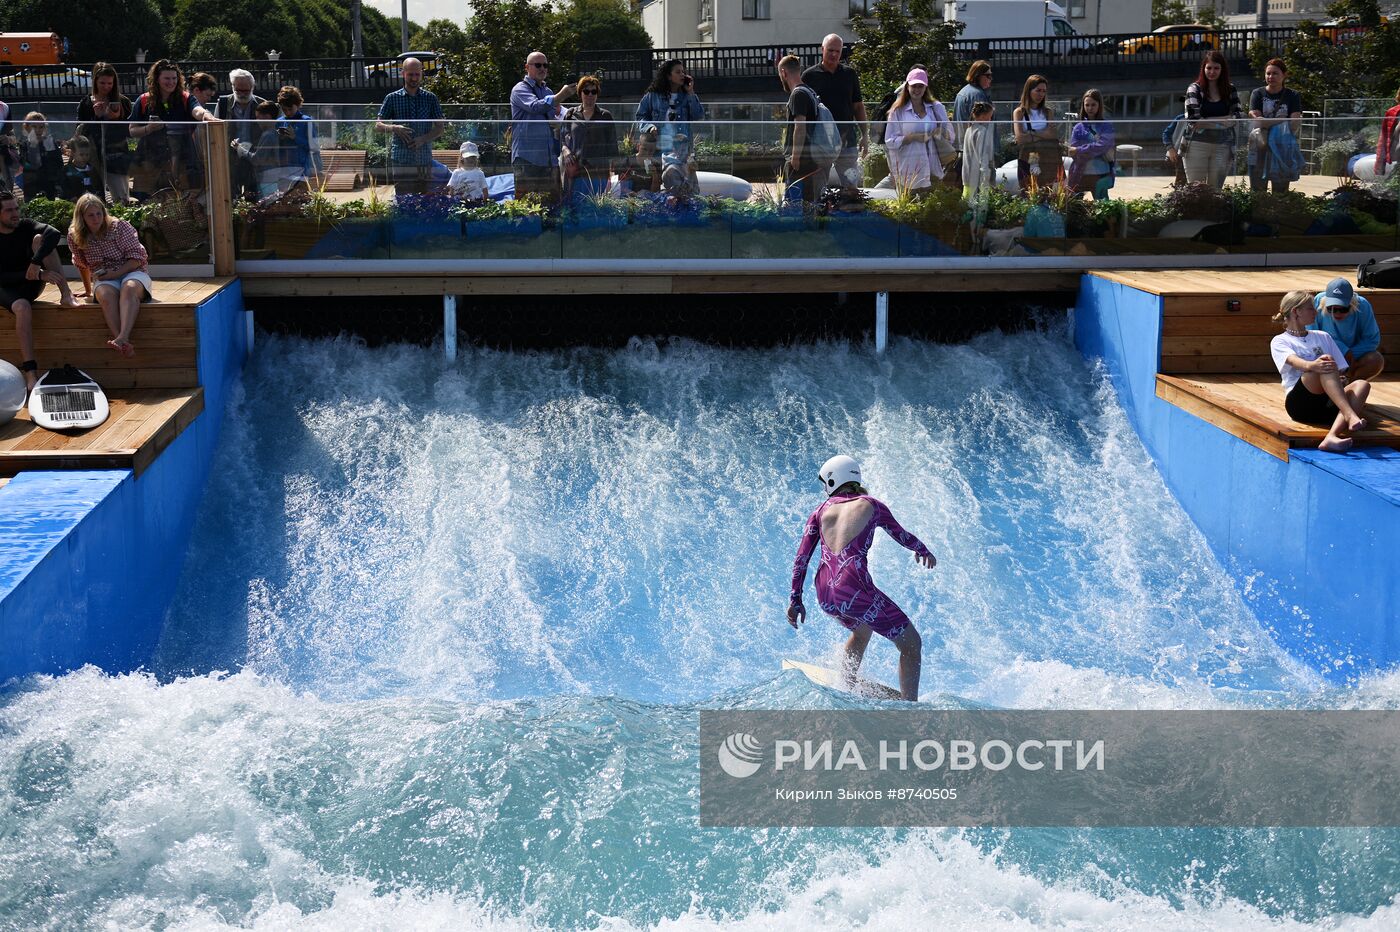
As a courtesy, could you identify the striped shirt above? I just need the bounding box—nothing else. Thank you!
[67,218,149,274]
[377,88,445,166]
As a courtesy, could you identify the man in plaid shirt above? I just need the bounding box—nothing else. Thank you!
[375,58,445,195]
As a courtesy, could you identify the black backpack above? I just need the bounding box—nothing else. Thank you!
[1357,257,1400,288]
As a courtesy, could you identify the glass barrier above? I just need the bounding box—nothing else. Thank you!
[215,114,1399,264]
[1,117,214,269]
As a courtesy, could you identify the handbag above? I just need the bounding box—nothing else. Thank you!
[930,131,958,168]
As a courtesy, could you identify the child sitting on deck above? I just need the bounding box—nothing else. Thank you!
[448,141,488,201]
[1270,290,1371,453]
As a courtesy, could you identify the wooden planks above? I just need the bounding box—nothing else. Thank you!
[239,269,1083,297]
[0,388,204,478]
[1157,374,1400,459]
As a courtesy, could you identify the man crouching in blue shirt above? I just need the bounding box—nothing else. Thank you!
[1311,277,1386,382]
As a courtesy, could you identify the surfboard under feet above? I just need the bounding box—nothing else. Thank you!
[781,658,903,701]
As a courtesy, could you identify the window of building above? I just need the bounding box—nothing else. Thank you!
[744,0,771,19]
[1069,1,1085,15]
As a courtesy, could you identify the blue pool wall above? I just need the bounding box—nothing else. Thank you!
[1074,274,1399,677]
[0,281,247,682]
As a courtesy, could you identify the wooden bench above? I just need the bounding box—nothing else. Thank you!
[319,149,369,191]
[434,149,461,172]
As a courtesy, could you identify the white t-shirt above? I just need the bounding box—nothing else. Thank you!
[1270,329,1348,392]
[448,166,488,199]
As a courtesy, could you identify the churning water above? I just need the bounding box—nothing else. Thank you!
[4,323,1400,929]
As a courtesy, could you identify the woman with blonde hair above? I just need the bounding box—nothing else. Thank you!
[883,67,954,194]
[1012,74,1063,193]
[67,193,151,357]
[1270,289,1371,452]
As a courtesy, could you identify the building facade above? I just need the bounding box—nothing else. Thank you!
[641,0,859,49]
[1061,0,1152,36]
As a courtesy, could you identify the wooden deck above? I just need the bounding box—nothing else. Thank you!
[0,278,231,478]
[0,387,204,477]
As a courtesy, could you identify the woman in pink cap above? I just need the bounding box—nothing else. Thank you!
[883,67,954,195]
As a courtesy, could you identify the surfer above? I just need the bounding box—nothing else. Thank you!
[787,455,936,701]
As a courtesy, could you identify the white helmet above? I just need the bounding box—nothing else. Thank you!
[818,455,862,496]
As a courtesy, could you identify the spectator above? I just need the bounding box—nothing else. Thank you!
[962,101,995,238]
[66,193,150,357]
[1162,111,1189,186]
[617,126,662,196]
[1310,277,1386,382]
[216,69,266,146]
[61,136,106,203]
[953,61,995,149]
[883,68,953,195]
[777,54,822,204]
[1271,289,1370,453]
[1378,88,1400,177]
[186,72,220,188]
[448,141,488,200]
[802,34,867,190]
[0,102,19,193]
[1183,50,1242,189]
[18,113,63,200]
[1067,89,1115,200]
[276,86,321,185]
[375,57,445,196]
[1247,58,1303,193]
[130,59,217,196]
[77,63,134,205]
[1012,75,1063,193]
[510,51,574,204]
[561,74,618,204]
[634,60,703,187]
[0,188,78,392]
[245,101,292,196]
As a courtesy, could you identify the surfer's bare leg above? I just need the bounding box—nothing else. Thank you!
[841,624,872,686]
[894,624,921,702]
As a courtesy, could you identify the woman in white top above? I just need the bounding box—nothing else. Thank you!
[1270,290,1371,452]
[1013,74,1063,194]
[883,67,953,195]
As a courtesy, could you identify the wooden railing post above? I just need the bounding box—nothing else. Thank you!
[205,121,236,276]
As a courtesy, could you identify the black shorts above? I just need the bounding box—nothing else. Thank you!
[0,280,44,310]
[1285,380,1339,425]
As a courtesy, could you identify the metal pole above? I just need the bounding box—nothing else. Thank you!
[400,0,410,53]
[444,294,458,362]
[351,0,364,81]
[875,291,889,355]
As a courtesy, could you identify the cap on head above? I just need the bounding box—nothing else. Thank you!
[1321,277,1353,309]
[818,455,862,496]
[906,68,929,87]
[460,141,479,158]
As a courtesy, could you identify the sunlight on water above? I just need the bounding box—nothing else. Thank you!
[4,325,1398,929]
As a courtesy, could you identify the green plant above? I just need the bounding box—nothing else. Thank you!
[1314,136,1365,176]
[870,187,963,228]
[19,196,76,231]
[1162,181,1232,221]
[984,187,1030,229]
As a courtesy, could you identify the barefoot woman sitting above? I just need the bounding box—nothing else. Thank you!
[1270,289,1371,452]
[66,193,151,357]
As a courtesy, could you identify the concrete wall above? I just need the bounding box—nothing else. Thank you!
[0,281,247,683]
[1067,0,1152,36]
[1074,275,1399,679]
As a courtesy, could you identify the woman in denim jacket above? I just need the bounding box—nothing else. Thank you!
[634,59,705,174]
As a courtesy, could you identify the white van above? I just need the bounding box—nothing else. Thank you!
[943,0,1092,52]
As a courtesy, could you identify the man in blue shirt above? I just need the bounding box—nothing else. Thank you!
[510,51,575,204]
[375,58,445,195]
[1310,277,1386,381]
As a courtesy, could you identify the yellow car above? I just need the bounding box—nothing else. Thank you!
[1118,24,1219,55]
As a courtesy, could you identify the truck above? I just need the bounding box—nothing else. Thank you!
[0,32,62,68]
[942,0,1092,52]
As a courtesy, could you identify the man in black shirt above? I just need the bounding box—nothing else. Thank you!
[0,189,77,390]
[778,55,821,204]
[801,34,868,191]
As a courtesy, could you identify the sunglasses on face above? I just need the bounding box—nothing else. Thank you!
[531,62,550,69]
[1331,305,1352,315]
[581,88,598,95]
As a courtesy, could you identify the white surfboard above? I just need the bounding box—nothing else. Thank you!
[782,658,903,701]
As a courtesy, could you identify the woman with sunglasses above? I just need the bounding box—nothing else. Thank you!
[561,74,618,204]
[1311,277,1385,382]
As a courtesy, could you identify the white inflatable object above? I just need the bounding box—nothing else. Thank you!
[0,360,25,426]
[695,171,752,200]
[27,365,110,431]
[996,157,1074,193]
[1349,154,1396,182]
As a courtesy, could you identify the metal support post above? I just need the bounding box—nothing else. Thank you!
[444,294,458,362]
[875,291,889,355]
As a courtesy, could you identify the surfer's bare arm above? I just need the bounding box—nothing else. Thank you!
[874,500,936,568]
[788,510,820,627]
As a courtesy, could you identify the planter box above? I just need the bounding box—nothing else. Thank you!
[463,216,544,240]
[898,223,964,257]
[308,218,390,260]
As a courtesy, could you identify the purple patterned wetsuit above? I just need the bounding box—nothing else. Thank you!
[789,494,932,641]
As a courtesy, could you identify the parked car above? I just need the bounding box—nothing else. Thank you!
[1117,24,1219,55]
[364,51,443,85]
[0,64,91,95]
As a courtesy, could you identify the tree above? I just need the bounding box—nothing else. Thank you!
[1281,0,1400,106]
[409,18,469,55]
[1151,0,1196,29]
[849,0,962,101]
[0,0,168,61]
[552,0,652,76]
[185,26,251,60]
[431,0,555,104]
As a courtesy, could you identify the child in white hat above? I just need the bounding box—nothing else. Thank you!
[448,141,488,200]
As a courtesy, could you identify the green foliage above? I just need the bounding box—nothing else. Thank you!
[1282,0,1400,105]
[185,26,250,60]
[849,0,963,103]
[453,195,549,221]
[409,18,469,55]
[18,196,75,231]
[169,0,412,61]
[0,0,167,61]
[869,186,963,227]
[1151,0,1196,29]
[1247,39,1274,79]
[552,0,651,79]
